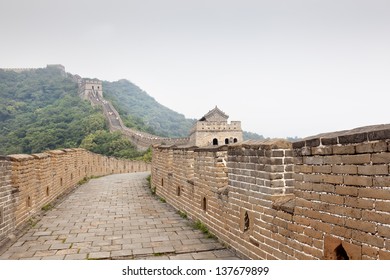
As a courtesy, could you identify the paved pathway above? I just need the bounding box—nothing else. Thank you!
[0,172,240,260]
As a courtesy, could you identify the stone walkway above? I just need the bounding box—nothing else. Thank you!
[0,172,240,260]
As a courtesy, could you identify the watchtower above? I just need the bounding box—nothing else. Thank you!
[79,79,103,100]
[189,106,243,146]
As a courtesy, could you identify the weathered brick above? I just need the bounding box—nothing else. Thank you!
[345,218,376,233]
[321,137,338,146]
[323,155,342,165]
[330,225,352,238]
[362,245,378,259]
[359,188,390,200]
[304,227,323,239]
[302,245,323,259]
[344,207,362,219]
[303,174,322,183]
[322,174,343,185]
[311,146,333,155]
[294,215,314,226]
[343,175,372,187]
[332,145,356,155]
[362,210,390,225]
[320,212,344,226]
[352,230,384,248]
[278,243,295,257]
[340,154,371,165]
[368,129,390,141]
[379,250,390,260]
[312,165,332,174]
[339,133,368,144]
[345,197,374,210]
[373,177,390,187]
[356,142,388,153]
[294,181,312,191]
[335,185,358,196]
[376,201,390,212]
[320,194,344,205]
[293,233,312,246]
[372,152,390,164]
[378,225,390,238]
[358,165,388,175]
[311,183,334,193]
[306,138,321,147]
[331,165,357,175]
[311,220,333,233]
[303,156,324,165]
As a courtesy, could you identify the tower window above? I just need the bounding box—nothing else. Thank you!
[225,138,229,144]
[213,138,218,145]
[234,138,238,143]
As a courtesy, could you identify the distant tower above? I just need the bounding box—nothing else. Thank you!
[78,79,103,100]
[189,106,243,146]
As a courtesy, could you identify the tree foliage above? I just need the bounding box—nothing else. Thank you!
[80,130,142,159]
[102,79,196,137]
[0,68,141,159]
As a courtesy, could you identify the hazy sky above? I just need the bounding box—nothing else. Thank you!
[1,0,389,138]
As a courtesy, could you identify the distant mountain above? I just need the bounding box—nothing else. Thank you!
[0,68,141,158]
[102,79,267,140]
[0,66,268,157]
[102,79,196,138]
[243,131,265,141]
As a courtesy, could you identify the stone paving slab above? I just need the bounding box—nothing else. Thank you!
[0,172,240,260]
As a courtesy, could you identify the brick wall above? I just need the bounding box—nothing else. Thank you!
[152,140,296,259]
[0,148,150,247]
[293,125,390,260]
[151,124,390,260]
[0,157,13,245]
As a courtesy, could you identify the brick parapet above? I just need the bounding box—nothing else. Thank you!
[293,125,390,260]
[0,159,13,245]
[0,149,150,247]
[152,124,390,260]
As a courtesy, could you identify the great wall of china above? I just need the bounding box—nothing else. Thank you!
[151,124,390,260]
[78,79,190,150]
[0,149,150,248]
[1,66,390,260]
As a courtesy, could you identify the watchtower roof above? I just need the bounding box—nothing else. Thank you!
[199,106,229,121]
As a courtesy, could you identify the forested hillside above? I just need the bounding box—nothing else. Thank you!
[103,79,196,137]
[102,79,266,140]
[0,67,266,157]
[0,68,142,159]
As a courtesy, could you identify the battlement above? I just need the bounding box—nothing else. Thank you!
[152,123,390,260]
[190,120,242,133]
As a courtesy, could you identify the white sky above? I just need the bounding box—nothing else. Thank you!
[1,0,389,138]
